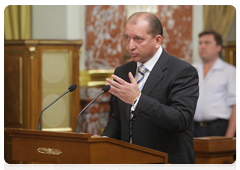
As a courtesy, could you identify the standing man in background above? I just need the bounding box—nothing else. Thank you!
[102,12,199,164]
[193,30,236,137]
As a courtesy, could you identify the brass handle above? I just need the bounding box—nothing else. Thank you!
[29,47,36,60]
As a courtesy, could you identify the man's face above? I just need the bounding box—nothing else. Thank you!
[125,20,161,63]
[198,34,221,63]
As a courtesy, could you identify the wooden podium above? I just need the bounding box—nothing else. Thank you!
[194,137,236,164]
[6,128,168,164]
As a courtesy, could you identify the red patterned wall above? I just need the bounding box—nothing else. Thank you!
[156,5,192,62]
[85,5,127,69]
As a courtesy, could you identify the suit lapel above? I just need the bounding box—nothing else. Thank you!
[129,62,137,82]
[142,49,169,95]
[124,62,137,120]
[122,50,169,119]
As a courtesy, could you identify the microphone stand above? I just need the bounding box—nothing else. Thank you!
[76,90,105,133]
[38,90,69,130]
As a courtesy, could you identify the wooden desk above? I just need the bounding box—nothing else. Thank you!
[6,128,168,164]
[194,137,236,164]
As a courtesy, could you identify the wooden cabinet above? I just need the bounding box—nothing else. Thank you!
[4,40,82,163]
[194,137,236,164]
[222,41,236,67]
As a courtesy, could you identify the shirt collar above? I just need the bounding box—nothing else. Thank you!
[137,46,162,72]
[197,57,224,73]
[211,58,224,70]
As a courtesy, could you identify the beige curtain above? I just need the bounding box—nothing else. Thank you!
[204,5,236,41]
[4,5,31,40]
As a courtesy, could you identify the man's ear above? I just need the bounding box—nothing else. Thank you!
[155,35,162,48]
[217,45,222,54]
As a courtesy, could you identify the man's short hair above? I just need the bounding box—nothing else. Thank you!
[199,30,222,47]
[127,12,163,37]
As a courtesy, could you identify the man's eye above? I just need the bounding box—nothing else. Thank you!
[137,38,141,41]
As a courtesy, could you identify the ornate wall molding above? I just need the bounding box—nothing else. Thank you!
[80,69,114,87]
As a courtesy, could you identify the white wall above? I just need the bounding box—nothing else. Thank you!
[66,5,87,70]
[66,5,82,39]
[32,5,87,70]
[192,5,203,64]
[32,5,85,40]
[32,5,68,39]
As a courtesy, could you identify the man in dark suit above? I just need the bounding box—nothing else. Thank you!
[102,12,199,164]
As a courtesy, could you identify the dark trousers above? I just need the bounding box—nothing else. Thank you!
[193,119,228,137]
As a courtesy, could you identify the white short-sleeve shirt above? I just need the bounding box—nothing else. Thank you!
[193,58,236,122]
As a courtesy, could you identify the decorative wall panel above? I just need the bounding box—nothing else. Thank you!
[41,51,71,129]
[4,51,26,128]
[85,5,127,69]
[80,5,127,135]
[156,5,192,62]
[80,87,111,135]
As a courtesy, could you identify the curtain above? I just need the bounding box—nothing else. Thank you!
[4,5,31,40]
[204,5,236,41]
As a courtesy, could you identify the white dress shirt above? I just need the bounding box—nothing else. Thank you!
[193,58,236,122]
[131,46,163,111]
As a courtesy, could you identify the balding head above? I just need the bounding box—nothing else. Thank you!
[127,12,163,37]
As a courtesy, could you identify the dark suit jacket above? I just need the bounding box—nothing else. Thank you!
[102,49,199,164]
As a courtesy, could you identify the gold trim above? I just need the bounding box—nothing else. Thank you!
[38,40,82,45]
[88,69,114,75]
[69,50,73,117]
[223,41,236,47]
[37,148,62,155]
[4,39,83,46]
[87,81,109,87]
[41,49,71,52]
[78,47,82,60]
[4,40,37,45]
[80,69,114,87]
[42,127,72,132]
[229,50,234,65]
[19,57,23,125]
[222,49,226,58]
[28,46,36,60]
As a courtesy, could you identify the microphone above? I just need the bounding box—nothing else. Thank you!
[76,85,110,133]
[38,84,77,130]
